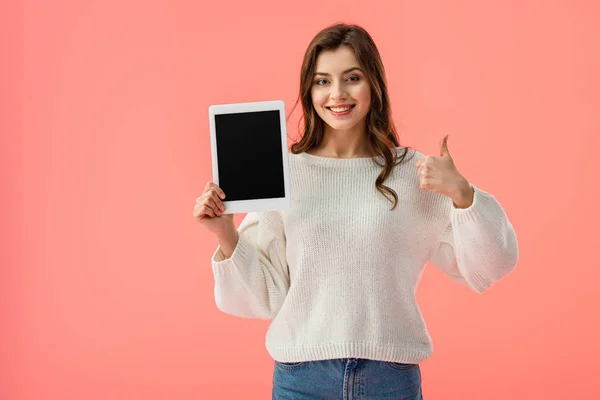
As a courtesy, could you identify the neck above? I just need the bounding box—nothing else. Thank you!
[311,124,373,158]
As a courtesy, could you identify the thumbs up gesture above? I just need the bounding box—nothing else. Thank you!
[415,135,475,208]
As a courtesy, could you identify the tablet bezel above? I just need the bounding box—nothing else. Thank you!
[208,100,291,214]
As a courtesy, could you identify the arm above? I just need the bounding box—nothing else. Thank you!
[429,184,519,294]
[211,211,289,319]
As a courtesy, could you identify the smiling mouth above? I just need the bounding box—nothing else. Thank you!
[326,105,356,112]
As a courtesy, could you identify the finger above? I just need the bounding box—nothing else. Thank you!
[209,191,226,212]
[440,135,451,158]
[195,203,211,219]
[194,206,206,220]
[204,189,224,210]
[206,196,224,215]
[200,204,216,219]
[206,182,226,199]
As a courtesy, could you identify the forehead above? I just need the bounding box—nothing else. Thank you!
[314,46,360,73]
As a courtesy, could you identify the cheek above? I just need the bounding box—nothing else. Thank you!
[354,83,371,104]
[311,88,326,106]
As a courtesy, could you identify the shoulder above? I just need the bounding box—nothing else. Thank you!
[396,146,424,162]
[387,146,422,174]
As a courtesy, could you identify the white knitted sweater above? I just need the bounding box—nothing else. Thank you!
[211,147,519,364]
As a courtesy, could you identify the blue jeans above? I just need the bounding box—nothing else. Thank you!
[272,358,423,399]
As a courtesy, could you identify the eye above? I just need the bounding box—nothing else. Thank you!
[315,78,328,85]
[347,75,360,82]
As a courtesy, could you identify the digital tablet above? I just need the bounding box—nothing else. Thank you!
[208,100,291,214]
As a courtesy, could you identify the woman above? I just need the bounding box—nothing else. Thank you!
[194,23,518,400]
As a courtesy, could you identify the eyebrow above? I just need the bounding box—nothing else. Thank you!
[313,67,363,76]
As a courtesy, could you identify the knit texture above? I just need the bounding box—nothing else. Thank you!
[211,147,519,364]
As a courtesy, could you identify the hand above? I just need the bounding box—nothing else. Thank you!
[193,182,235,237]
[415,135,473,207]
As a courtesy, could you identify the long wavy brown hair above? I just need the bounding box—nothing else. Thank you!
[289,23,413,210]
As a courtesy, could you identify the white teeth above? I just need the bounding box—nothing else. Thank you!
[330,106,352,112]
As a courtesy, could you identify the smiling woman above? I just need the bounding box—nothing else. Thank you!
[205,22,519,400]
[290,23,408,211]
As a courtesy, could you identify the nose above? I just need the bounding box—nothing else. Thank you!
[330,81,347,101]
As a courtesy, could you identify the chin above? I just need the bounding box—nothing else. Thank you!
[324,120,361,131]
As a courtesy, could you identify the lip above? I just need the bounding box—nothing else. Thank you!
[326,104,355,117]
[326,104,355,109]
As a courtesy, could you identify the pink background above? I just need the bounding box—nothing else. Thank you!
[3,0,600,399]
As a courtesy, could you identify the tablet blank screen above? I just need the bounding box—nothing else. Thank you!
[215,110,285,201]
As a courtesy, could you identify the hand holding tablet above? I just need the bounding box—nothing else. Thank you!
[193,181,234,236]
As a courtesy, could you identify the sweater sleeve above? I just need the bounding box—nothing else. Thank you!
[429,184,519,294]
[211,211,290,319]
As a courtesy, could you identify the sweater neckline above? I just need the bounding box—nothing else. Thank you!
[293,147,409,168]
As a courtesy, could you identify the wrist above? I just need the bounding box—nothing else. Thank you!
[215,226,239,260]
[216,226,238,243]
[452,179,474,208]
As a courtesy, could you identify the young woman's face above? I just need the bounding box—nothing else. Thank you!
[311,46,371,132]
